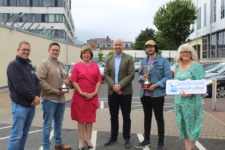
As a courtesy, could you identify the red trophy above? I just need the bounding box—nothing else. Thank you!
[59,69,69,93]
[142,66,152,89]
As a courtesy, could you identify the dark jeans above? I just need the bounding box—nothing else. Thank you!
[108,93,132,141]
[141,96,165,144]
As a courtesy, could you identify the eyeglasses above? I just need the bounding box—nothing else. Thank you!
[20,48,31,52]
[180,51,191,54]
[51,49,60,53]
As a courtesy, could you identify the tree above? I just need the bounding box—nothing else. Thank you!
[132,28,156,50]
[98,52,103,62]
[154,0,197,49]
[155,32,177,50]
[107,51,114,56]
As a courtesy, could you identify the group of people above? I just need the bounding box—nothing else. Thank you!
[6,38,205,150]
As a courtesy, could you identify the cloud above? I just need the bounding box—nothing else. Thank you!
[71,0,171,43]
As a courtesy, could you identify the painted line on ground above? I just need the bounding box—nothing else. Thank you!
[196,141,206,150]
[0,129,42,141]
[137,134,150,150]
[91,130,97,150]
[100,101,104,109]
[0,126,11,130]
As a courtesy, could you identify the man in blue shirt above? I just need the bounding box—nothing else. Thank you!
[7,41,41,150]
[104,38,135,148]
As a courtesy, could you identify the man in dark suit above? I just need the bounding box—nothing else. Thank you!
[104,38,135,148]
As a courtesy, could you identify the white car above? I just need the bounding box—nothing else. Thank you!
[94,61,105,81]
[134,62,141,72]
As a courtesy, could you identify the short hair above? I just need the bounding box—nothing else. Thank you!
[18,41,30,49]
[80,45,93,60]
[49,42,60,50]
[174,43,198,64]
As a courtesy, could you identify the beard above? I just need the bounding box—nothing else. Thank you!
[146,50,156,56]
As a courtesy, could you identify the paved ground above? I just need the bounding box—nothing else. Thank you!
[0,72,225,150]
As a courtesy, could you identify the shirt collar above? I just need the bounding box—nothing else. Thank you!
[114,52,123,58]
[48,56,59,63]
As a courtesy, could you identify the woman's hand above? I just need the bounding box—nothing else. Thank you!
[180,90,193,98]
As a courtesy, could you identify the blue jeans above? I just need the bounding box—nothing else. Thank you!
[42,100,65,150]
[7,102,35,150]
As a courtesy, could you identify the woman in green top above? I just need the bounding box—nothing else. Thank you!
[174,44,205,150]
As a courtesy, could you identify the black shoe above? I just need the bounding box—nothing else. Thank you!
[85,140,93,149]
[104,139,118,147]
[78,147,84,150]
[135,140,151,149]
[125,140,131,149]
[157,143,166,150]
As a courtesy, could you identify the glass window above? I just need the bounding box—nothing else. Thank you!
[49,14,55,22]
[10,0,16,6]
[19,0,27,6]
[203,36,208,58]
[55,14,60,22]
[204,3,206,27]
[57,0,63,7]
[197,7,201,29]
[210,34,216,58]
[44,14,49,22]
[210,0,216,23]
[0,14,3,21]
[43,0,51,7]
[51,0,55,6]
[36,14,41,22]
[39,0,43,6]
[222,0,225,19]
[31,0,38,6]
[3,0,8,6]
[0,1,3,6]
[12,14,19,22]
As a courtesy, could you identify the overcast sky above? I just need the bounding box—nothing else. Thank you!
[71,0,172,43]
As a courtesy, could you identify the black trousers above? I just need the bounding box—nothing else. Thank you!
[108,92,132,141]
[141,96,165,144]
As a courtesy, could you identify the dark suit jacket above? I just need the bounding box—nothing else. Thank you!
[104,53,135,95]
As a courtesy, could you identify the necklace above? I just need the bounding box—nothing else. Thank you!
[82,60,91,66]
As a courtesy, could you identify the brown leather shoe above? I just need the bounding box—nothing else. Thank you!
[55,144,71,150]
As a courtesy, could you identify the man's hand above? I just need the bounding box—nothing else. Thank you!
[148,84,157,91]
[56,90,62,95]
[116,90,122,95]
[112,84,121,92]
[31,96,40,106]
[141,75,148,81]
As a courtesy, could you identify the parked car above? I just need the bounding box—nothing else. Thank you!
[134,62,141,72]
[206,74,225,98]
[93,61,105,81]
[205,62,225,77]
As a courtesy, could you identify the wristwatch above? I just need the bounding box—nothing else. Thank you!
[156,84,158,87]
[79,91,82,95]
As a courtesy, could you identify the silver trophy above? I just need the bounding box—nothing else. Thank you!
[141,65,152,89]
[59,69,69,93]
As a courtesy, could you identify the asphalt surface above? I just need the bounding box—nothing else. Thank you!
[0,72,225,150]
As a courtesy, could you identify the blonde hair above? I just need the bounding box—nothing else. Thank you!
[174,43,198,64]
[80,45,93,60]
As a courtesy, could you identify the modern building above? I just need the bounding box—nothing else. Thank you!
[87,36,134,50]
[189,0,225,62]
[0,0,75,39]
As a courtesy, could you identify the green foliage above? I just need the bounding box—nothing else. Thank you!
[107,51,115,56]
[132,28,156,50]
[98,52,103,62]
[158,49,162,56]
[154,0,197,49]
[156,32,177,50]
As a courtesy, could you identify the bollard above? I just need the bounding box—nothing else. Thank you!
[211,79,217,110]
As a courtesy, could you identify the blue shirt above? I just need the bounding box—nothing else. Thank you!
[115,53,123,84]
